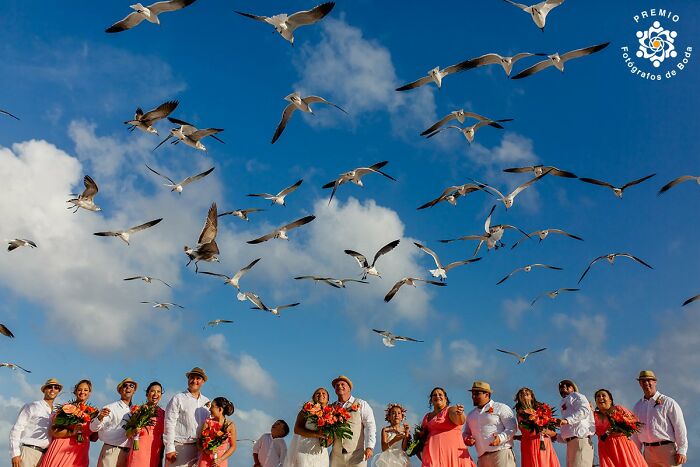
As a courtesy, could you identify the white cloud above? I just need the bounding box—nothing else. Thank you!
[502,297,531,330]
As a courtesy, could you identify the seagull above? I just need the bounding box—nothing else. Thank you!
[0,363,31,373]
[496,348,547,364]
[124,100,178,135]
[248,179,303,206]
[396,58,473,91]
[294,276,369,288]
[0,109,19,120]
[124,276,172,288]
[440,205,529,255]
[244,292,300,317]
[184,203,219,272]
[94,218,162,245]
[531,288,580,306]
[0,324,14,338]
[344,239,400,279]
[502,0,563,30]
[417,183,489,210]
[140,301,184,310]
[384,277,446,302]
[682,295,700,307]
[145,164,215,193]
[511,228,583,249]
[460,52,547,76]
[205,319,234,328]
[217,208,264,221]
[199,258,261,298]
[578,253,653,284]
[425,120,509,144]
[414,242,482,281]
[421,110,513,136]
[154,117,224,153]
[497,264,562,285]
[503,165,577,178]
[372,329,423,347]
[106,0,198,33]
[67,175,101,212]
[322,161,396,204]
[579,173,656,198]
[235,2,335,46]
[271,93,347,144]
[659,175,700,195]
[473,171,550,209]
[511,42,611,79]
[7,239,37,252]
[247,215,316,244]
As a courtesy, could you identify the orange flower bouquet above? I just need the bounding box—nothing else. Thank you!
[197,419,230,462]
[599,406,643,441]
[53,401,99,443]
[302,401,355,448]
[122,403,158,450]
[518,402,558,451]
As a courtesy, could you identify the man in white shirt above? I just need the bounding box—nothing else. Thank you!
[463,381,516,467]
[330,375,376,467]
[164,366,210,467]
[9,378,62,467]
[633,370,688,466]
[91,377,137,467]
[556,379,594,467]
[253,419,289,467]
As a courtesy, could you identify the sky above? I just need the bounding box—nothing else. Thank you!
[0,0,699,465]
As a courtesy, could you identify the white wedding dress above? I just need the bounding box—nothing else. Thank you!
[371,431,410,467]
[283,419,329,467]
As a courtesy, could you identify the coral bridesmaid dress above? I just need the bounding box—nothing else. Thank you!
[595,408,648,467]
[197,418,233,467]
[127,406,165,467]
[40,416,93,467]
[420,407,475,467]
[518,426,560,467]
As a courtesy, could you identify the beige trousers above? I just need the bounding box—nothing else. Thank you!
[19,445,44,467]
[97,444,129,467]
[643,443,680,467]
[566,437,594,467]
[477,448,516,467]
[166,443,199,467]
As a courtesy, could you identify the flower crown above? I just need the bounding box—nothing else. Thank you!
[384,403,407,421]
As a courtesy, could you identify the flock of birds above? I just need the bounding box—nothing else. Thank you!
[1,0,699,374]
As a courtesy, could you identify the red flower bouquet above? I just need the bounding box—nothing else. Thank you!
[122,403,158,450]
[197,419,230,461]
[53,401,99,443]
[301,401,354,448]
[518,403,558,450]
[600,406,643,440]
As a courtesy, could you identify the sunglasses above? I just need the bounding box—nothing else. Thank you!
[122,383,136,389]
[45,385,62,390]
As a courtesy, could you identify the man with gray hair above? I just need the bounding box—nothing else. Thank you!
[557,379,594,467]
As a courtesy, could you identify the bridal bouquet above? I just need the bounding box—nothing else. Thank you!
[197,419,230,461]
[302,402,354,448]
[518,403,558,451]
[122,403,158,451]
[599,406,643,440]
[53,401,99,443]
[406,425,427,457]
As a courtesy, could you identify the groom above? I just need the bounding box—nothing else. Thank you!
[330,375,376,467]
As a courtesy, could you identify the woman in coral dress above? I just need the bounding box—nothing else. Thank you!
[419,387,475,467]
[127,381,165,467]
[513,388,561,467]
[40,379,96,467]
[594,389,648,467]
[197,396,237,467]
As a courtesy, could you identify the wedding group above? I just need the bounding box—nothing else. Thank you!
[9,369,687,467]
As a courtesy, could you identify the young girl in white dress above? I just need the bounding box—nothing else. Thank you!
[372,403,411,467]
[283,388,333,467]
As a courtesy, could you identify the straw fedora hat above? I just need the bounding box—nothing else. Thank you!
[469,381,492,394]
[186,367,208,382]
[331,375,353,390]
[637,370,657,381]
[41,378,63,392]
[116,378,138,392]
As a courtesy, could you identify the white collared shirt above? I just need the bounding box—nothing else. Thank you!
[338,396,376,450]
[253,432,287,467]
[633,391,687,456]
[558,392,595,442]
[8,400,53,457]
[89,399,132,447]
[463,400,516,457]
[163,390,210,453]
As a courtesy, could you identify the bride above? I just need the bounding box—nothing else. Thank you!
[283,388,333,467]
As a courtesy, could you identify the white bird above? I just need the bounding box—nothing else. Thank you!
[417,183,489,210]
[414,242,482,281]
[244,292,300,317]
[0,324,14,338]
[93,218,162,245]
[145,164,214,193]
[7,239,37,252]
[461,52,547,76]
[106,0,198,33]
[247,215,316,244]
[67,175,101,213]
[248,179,303,206]
[141,301,184,310]
[531,288,580,306]
[440,205,529,255]
[496,348,547,364]
[578,253,653,284]
[396,58,473,91]
[425,120,509,144]
[294,276,368,288]
[271,93,347,144]
[217,208,264,221]
[124,100,178,135]
[502,0,564,31]
[322,161,396,204]
[473,171,550,209]
[235,2,335,46]
[184,203,219,272]
[511,42,611,79]
[659,175,700,195]
[154,117,224,153]
[579,173,656,198]
[497,264,563,285]
[205,319,234,328]
[344,239,400,279]
[0,108,19,120]
[372,329,423,347]
[511,228,583,249]
[504,165,577,178]
[0,362,31,373]
[682,294,700,307]
[421,110,514,136]
[123,275,171,288]
[199,258,261,298]
[384,277,446,302]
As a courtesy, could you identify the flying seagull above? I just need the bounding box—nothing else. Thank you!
[531,288,580,306]
[496,348,547,364]
[344,239,400,279]
[511,228,583,249]
[460,52,547,76]
[154,117,224,153]
[396,58,473,91]
[440,205,529,255]
[247,215,316,244]
[248,179,303,206]
[184,203,219,272]
[682,295,700,307]
[473,171,550,209]
[7,239,37,252]
[511,42,610,79]
[145,164,214,193]
[0,109,19,120]
[271,93,347,144]
[421,110,513,136]
[0,324,14,338]
[94,218,162,245]
[124,275,171,288]
[235,2,335,45]
[141,301,184,310]
[124,100,178,135]
[244,292,300,317]
[579,173,656,198]
[414,242,482,281]
[205,319,234,328]
[504,165,577,178]
[199,257,261,298]
[497,264,562,285]
[502,0,564,30]
[417,183,489,210]
[0,363,31,373]
[322,161,396,204]
[67,175,101,213]
[658,175,700,195]
[578,253,653,284]
[372,329,423,347]
[217,208,264,221]
[106,0,198,33]
[294,276,368,288]
[425,120,509,144]
[384,277,446,302]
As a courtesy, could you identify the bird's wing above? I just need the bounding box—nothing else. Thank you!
[365,161,396,180]
[540,0,564,13]
[509,171,550,198]
[421,113,459,136]
[444,257,482,270]
[93,231,120,237]
[180,167,215,187]
[372,329,390,337]
[344,250,368,268]
[510,58,554,79]
[484,204,497,232]
[616,253,653,269]
[244,292,267,310]
[277,303,300,311]
[621,173,656,191]
[560,42,611,63]
[531,264,563,270]
[153,134,174,151]
[235,10,270,22]
[80,175,99,200]
[189,128,224,142]
[303,96,348,114]
[247,193,275,199]
[496,348,523,359]
[128,218,163,234]
[579,177,615,190]
[371,239,400,266]
[502,0,529,10]
[145,164,176,185]
[0,109,20,120]
[167,116,194,127]
[287,2,335,29]
[509,233,534,250]
[547,229,584,241]
[496,269,521,285]
[155,278,172,287]
[278,179,304,197]
[198,271,231,280]
[123,276,144,281]
[463,53,503,70]
[511,52,536,62]
[394,335,424,343]
[106,11,147,33]
[0,324,14,338]
[15,364,31,373]
[384,280,406,302]
[578,255,607,283]
[524,348,547,357]
[247,231,277,244]
[530,295,544,306]
[682,294,700,307]
[148,0,197,14]
[141,100,179,124]
[280,215,315,232]
[271,104,297,144]
[233,258,261,281]
[548,166,578,178]
[395,76,433,91]
[414,242,441,268]
[198,203,218,244]
[443,59,478,75]
[503,166,533,174]
[439,235,485,243]
[659,175,698,194]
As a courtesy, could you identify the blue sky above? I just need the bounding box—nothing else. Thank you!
[0,0,699,464]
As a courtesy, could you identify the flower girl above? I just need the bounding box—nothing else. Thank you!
[372,403,411,467]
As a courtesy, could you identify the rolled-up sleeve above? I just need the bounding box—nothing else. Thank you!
[9,404,30,457]
[360,400,376,450]
[669,400,688,456]
[163,395,179,453]
[497,405,517,443]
